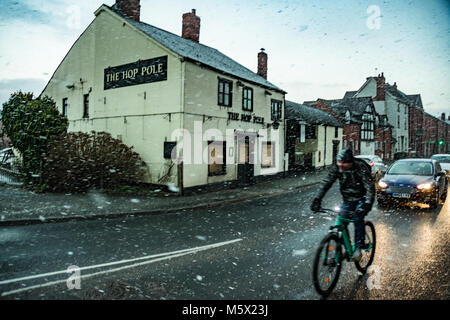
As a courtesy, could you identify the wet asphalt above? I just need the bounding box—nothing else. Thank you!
[0,183,449,300]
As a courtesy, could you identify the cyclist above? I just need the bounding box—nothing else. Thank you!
[310,148,375,261]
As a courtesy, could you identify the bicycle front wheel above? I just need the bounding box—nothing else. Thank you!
[355,221,376,273]
[312,234,342,297]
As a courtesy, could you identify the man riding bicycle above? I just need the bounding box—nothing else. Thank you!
[310,148,375,261]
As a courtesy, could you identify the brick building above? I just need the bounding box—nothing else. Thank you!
[347,73,450,158]
[305,97,393,160]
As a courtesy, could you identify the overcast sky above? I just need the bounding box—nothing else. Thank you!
[0,0,449,118]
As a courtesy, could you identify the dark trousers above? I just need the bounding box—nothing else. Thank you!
[340,200,366,249]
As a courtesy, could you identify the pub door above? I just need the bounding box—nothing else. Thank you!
[237,135,255,183]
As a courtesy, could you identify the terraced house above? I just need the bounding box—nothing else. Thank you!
[304,96,393,160]
[40,0,287,190]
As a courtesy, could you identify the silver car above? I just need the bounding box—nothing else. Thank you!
[431,154,450,181]
[355,155,388,183]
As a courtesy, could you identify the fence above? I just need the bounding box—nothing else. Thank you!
[0,165,24,186]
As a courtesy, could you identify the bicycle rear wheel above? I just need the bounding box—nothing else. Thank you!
[355,221,376,273]
[312,234,342,297]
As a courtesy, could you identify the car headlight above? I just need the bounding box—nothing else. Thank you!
[378,180,388,189]
[417,183,432,190]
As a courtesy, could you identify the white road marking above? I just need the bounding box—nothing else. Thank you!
[0,238,242,296]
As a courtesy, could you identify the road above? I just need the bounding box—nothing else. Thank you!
[0,184,449,300]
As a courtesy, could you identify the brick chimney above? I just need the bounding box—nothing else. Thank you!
[258,48,268,80]
[442,113,446,121]
[182,9,201,43]
[116,0,140,22]
[374,72,385,101]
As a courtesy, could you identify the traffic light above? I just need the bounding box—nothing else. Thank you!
[438,139,444,146]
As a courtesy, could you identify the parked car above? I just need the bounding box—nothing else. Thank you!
[355,155,388,183]
[431,154,450,181]
[0,147,14,168]
[376,159,448,209]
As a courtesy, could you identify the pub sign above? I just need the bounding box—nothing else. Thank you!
[104,56,168,90]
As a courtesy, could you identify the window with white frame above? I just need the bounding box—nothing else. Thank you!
[218,78,232,107]
[271,100,282,121]
[242,87,253,112]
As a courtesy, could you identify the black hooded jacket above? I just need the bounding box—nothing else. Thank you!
[316,159,375,207]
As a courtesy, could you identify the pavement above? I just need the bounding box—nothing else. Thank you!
[0,169,328,226]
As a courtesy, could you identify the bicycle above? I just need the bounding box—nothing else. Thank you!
[312,208,376,297]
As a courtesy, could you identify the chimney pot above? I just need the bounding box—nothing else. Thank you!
[182,9,201,43]
[441,113,446,121]
[116,0,141,22]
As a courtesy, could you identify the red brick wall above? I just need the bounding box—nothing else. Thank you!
[437,119,447,154]
[423,113,438,157]
[314,100,344,123]
[373,73,386,102]
[257,50,268,80]
[408,107,425,157]
[343,124,361,155]
[375,127,392,160]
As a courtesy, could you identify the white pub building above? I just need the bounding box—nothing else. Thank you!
[41,0,287,190]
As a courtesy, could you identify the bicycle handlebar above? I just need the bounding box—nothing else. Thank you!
[315,207,358,221]
[315,207,339,214]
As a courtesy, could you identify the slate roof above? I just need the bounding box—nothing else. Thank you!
[343,91,357,99]
[320,97,374,120]
[406,94,423,109]
[285,100,342,127]
[385,84,413,105]
[109,5,285,93]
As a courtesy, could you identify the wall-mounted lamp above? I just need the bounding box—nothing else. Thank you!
[236,81,244,87]
[203,114,212,123]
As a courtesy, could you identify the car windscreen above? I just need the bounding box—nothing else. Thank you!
[431,156,450,163]
[387,161,433,176]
